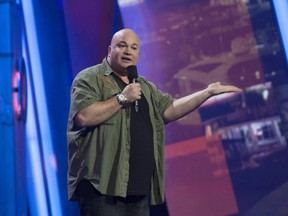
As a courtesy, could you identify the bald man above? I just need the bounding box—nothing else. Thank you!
[67,28,240,216]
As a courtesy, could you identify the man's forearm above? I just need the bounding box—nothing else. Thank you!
[163,89,210,123]
[74,95,122,127]
[163,82,241,123]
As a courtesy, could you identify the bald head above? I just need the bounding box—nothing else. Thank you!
[107,29,141,75]
[111,29,140,47]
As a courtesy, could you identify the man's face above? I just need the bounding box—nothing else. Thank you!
[108,30,140,74]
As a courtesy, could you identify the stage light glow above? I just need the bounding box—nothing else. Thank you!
[118,0,143,7]
[273,0,288,63]
[22,35,48,216]
[12,71,21,119]
[22,1,63,216]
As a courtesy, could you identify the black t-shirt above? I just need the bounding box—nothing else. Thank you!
[113,74,155,195]
[127,93,155,195]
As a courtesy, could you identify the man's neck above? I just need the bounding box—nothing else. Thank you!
[113,71,129,84]
[106,57,129,84]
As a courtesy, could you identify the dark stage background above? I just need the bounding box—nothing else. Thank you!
[1,0,288,215]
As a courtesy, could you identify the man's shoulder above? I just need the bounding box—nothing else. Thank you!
[75,63,107,81]
[139,76,156,88]
[78,63,105,76]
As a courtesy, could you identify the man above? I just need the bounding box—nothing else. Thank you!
[67,28,241,216]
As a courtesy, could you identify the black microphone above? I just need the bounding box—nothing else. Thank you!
[127,65,139,112]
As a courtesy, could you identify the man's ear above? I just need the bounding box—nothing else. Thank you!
[108,45,112,56]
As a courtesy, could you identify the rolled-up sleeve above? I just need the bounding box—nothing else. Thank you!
[70,71,102,120]
[148,81,174,118]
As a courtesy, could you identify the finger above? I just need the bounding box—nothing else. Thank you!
[226,86,241,92]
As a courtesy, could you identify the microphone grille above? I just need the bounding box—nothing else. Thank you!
[127,65,138,81]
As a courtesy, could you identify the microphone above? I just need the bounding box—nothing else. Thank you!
[127,65,139,112]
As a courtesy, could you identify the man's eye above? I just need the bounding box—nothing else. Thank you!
[132,47,138,50]
[119,44,126,48]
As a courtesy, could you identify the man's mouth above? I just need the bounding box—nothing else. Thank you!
[122,57,132,62]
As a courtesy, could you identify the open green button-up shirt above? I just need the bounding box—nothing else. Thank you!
[67,58,173,205]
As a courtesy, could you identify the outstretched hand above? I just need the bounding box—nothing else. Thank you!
[206,82,241,96]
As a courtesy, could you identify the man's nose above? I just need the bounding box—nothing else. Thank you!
[124,47,132,55]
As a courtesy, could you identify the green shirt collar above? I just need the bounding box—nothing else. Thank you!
[102,57,114,76]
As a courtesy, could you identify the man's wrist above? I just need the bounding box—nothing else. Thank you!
[116,93,127,107]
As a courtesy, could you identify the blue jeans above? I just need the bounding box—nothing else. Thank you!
[76,180,150,216]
